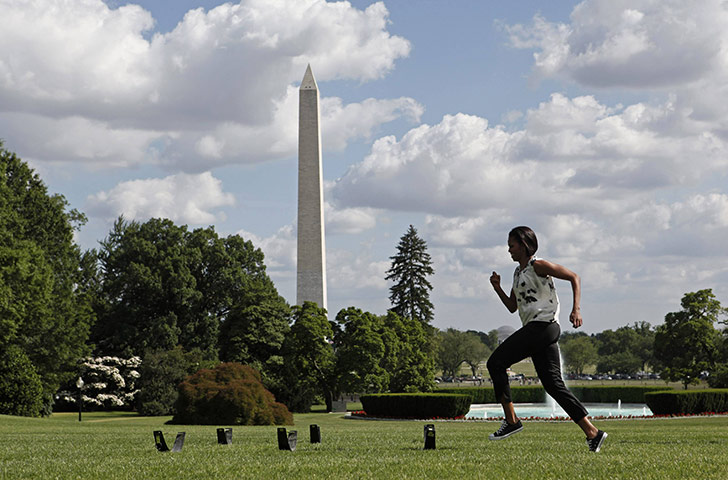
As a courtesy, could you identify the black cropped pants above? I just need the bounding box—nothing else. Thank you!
[486,320,588,423]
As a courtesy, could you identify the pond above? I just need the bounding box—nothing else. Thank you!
[466,402,653,419]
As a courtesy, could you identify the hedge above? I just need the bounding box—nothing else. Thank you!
[360,393,471,419]
[568,386,672,403]
[438,385,673,404]
[437,386,544,404]
[644,389,728,415]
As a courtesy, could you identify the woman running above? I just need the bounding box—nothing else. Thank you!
[487,226,607,452]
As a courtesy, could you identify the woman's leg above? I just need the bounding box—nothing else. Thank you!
[531,322,594,434]
[487,323,547,422]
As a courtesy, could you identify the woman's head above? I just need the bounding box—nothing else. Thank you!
[508,226,538,257]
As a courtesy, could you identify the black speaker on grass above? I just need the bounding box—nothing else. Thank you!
[310,424,321,444]
[424,424,436,450]
[217,427,233,445]
[277,427,298,451]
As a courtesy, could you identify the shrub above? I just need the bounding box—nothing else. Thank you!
[0,346,44,417]
[645,389,728,415]
[77,356,141,411]
[171,363,292,425]
[707,364,728,388]
[360,393,471,419]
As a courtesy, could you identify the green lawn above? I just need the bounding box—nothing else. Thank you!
[2,411,727,479]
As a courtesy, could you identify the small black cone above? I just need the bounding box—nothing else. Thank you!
[424,424,436,450]
[217,427,233,445]
[310,424,321,444]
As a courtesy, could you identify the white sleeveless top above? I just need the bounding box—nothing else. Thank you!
[513,257,560,325]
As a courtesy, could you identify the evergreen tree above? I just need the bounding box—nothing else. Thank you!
[385,225,435,325]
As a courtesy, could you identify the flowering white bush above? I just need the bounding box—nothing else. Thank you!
[77,356,142,410]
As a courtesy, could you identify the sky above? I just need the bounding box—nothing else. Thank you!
[2,0,728,335]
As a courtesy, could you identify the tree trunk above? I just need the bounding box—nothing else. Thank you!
[324,388,333,412]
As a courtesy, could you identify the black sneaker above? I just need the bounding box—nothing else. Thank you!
[586,430,607,452]
[488,420,523,440]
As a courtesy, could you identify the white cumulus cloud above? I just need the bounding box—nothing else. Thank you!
[331,95,728,217]
[86,171,235,224]
[0,0,414,169]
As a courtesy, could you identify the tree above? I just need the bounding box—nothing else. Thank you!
[629,321,656,371]
[436,328,467,378]
[462,332,491,377]
[91,217,197,356]
[91,217,288,369]
[596,351,642,376]
[0,345,44,417]
[1,144,93,413]
[594,322,655,374]
[385,225,435,325]
[467,329,499,352]
[218,301,290,380]
[436,329,490,378]
[136,347,216,416]
[191,230,289,370]
[333,307,389,394]
[381,311,435,392]
[654,289,725,389]
[280,302,336,412]
[561,336,597,375]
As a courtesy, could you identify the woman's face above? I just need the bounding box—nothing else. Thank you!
[508,236,527,262]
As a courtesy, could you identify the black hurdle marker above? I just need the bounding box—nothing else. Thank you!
[277,427,298,451]
[310,424,321,444]
[424,424,436,450]
[154,431,185,452]
[217,427,233,445]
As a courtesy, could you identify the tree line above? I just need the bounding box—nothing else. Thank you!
[3,142,727,418]
[441,290,728,391]
[1,144,440,416]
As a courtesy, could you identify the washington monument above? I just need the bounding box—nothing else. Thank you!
[296,64,327,311]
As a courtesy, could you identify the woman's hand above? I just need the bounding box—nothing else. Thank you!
[490,271,501,289]
[570,308,583,328]
[491,271,518,313]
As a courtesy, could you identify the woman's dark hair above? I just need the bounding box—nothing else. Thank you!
[509,226,538,257]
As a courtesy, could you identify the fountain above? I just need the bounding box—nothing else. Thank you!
[467,403,653,419]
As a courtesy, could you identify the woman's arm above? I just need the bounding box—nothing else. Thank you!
[490,271,518,313]
[532,259,582,328]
